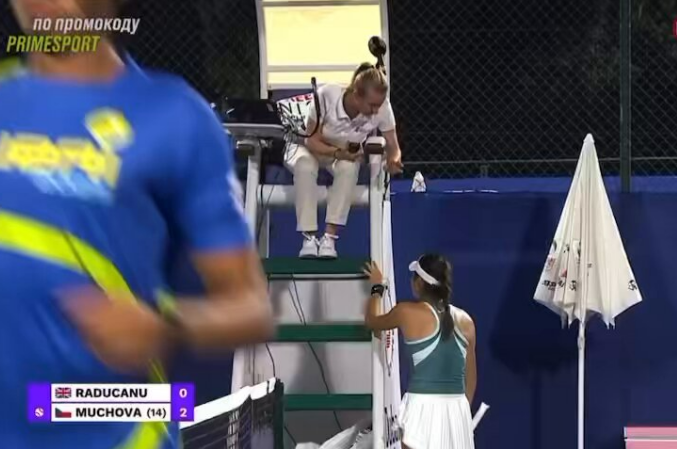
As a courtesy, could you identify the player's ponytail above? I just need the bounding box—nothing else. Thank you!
[418,254,455,341]
[351,62,377,84]
[368,36,387,73]
[439,297,454,342]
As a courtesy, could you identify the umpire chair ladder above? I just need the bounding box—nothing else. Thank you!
[227,122,392,447]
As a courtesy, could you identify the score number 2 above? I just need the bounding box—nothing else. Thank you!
[173,383,194,422]
[179,387,188,420]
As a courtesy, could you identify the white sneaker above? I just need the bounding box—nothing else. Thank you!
[318,234,338,259]
[299,233,319,258]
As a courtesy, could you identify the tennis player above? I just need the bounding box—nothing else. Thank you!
[0,1,274,448]
[285,63,404,259]
[363,255,477,449]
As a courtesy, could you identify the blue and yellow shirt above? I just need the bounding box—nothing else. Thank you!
[0,60,252,449]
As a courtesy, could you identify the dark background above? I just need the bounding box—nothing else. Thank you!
[1,0,676,181]
[0,0,260,99]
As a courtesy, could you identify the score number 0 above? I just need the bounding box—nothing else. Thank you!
[179,387,188,419]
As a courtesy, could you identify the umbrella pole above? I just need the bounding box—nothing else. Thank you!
[578,319,586,449]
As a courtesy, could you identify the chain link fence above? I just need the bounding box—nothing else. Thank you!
[1,0,675,184]
[388,0,677,181]
[121,0,259,102]
[631,0,677,177]
[389,0,623,179]
[0,0,259,100]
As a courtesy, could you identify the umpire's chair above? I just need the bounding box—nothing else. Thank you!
[224,90,390,440]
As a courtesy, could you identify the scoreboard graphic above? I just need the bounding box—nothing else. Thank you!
[28,383,195,423]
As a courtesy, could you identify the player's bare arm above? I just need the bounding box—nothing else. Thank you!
[383,129,404,174]
[459,311,477,405]
[305,121,335,158]
[362,260,410,332]
[63,250,273,373]
[305,115,359,162]
[175,248,274,351]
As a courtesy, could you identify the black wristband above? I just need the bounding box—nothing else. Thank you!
[371,284,386,296]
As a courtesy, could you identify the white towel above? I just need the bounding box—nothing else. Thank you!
[411,171,427,192]
[295,419,371,449]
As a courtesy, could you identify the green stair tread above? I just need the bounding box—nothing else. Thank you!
[263,257,369,277]
[284,394,372,411]
[275,323,371,342]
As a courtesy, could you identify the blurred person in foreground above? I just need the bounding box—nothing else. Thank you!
[0,1,274,448]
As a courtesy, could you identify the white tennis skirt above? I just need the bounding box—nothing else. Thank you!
[398,393,475,449]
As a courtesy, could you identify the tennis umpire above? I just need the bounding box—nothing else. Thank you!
[0,1,274,448]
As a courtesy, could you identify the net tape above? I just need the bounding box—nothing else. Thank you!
[181,378,279,449]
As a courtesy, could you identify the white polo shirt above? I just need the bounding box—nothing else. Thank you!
[305,84,396,149]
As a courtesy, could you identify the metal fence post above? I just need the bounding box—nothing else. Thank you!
[620,0,632,192]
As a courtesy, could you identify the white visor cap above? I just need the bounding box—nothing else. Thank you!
[408,260,440,286]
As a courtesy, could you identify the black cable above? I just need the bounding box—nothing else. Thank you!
[306,342,343,432]
[264,280,277,378]
[264,280,342,435]
[255,173,279,245]
[287,286,305,325]
[383,171,391,202]
[257,163,286,380]
[285,425,297,446]
[290,278,307,324]
[265,343,276,378]
[290,276,343,433]
[384,284,395,314]
[278,77,322,140]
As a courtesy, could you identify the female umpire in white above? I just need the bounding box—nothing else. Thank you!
[284,51,404,259]
[363,255,478,449]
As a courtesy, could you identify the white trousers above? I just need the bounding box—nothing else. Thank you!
[284,145,360,233]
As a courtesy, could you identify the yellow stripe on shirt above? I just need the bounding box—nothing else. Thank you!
[0,209,171,449]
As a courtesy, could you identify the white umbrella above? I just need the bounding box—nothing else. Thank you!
[534,134,642,449]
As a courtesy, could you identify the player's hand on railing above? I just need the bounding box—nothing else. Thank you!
[363,260,385,285]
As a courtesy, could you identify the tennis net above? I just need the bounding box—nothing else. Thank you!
[180,378,284,449]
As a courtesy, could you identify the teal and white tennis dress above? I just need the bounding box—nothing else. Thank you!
[399,304,475,449]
